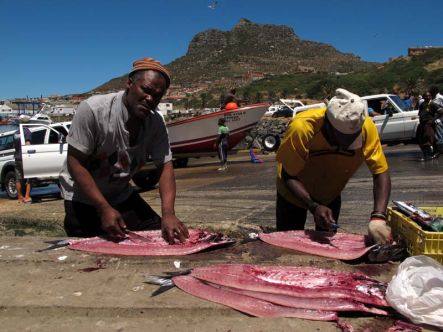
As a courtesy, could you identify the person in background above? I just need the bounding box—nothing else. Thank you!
[13,118,32,203]
[276,89,392,244]
[249,148,264,163]
[221,88,240,110]
[416,91,435,161]
[215,118,230,171]
[59,57,189,244]
[367,107,381,117]
[402,93,412,110]
[430,86,443,156]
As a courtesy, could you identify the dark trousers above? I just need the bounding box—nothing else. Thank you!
[64,192,161,237]
[217,143,228,165]
[276,193,341,231]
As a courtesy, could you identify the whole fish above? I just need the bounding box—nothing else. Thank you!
[366,244,408,263]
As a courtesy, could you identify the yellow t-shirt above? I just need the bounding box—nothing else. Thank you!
[276,107,388,207]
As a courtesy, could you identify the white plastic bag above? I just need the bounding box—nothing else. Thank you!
[386,255,443,328]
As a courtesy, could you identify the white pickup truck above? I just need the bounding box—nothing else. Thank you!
[362,94,419,144]
[0,122,159,198]
[261,94,419,152]
[0,122,71,198]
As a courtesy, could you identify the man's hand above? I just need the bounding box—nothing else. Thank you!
[312,205,336,231]
[368,219,392,244]
[98,206,127,240]
[161,214,189,245]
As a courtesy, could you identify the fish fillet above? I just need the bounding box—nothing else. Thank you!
[191,264,388,307]
[68,229,234,256]
[172,275,337,321]
[259,230,374,260]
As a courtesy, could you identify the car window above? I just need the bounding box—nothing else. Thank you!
[31,129,47,144]
[48,129,60,144]
[389,95,409,112]
[0,134,14,151]
[52,126,68,137]
[384,100,398,114]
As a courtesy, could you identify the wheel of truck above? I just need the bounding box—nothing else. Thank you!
[4,170,18,199]
[262,134,281,152]
[173,158,189,168]
[132,170,160,190]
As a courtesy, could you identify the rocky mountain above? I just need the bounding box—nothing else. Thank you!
[93,18,374,93]
[168,18,373,83]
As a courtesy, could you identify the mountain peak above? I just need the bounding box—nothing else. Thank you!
[94,19,373,93]
[236,18,253,26]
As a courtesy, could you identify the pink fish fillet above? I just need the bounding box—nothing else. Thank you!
[67,229,234,256]
[210,283,387,315]
[191,264,388,307]
[172,275,337,321]
[259,230,375,260]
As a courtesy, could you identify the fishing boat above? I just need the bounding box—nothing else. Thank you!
[168,103,269,155]
[132,103,269,185]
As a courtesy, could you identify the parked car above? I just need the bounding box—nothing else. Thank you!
[361,94,419,144]
[263,94,418,152]
[292,94,418,145]
[0,122,70,198]
[265,99,304,116]
[271,106,294,118]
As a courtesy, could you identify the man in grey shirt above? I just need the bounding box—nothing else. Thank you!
[59,57,189,244]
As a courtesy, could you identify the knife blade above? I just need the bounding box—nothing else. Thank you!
[125,230,152,243]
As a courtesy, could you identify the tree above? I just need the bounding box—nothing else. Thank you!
[200,93,208,108]
[254,91,262,103]
[268,90,276,103]
[242,89,251,103]
[280,88,290,99]
[405,76,419,96]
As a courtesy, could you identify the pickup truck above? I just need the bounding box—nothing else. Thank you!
[1,122,160,198]
[361,94,419,144]
[261,94,419,152]
[0,122,70,198]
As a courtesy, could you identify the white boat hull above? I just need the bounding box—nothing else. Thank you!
[167,104,269,153]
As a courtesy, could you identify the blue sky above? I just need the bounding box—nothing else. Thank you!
[1,0,441,99]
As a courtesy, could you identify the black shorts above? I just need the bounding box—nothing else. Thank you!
[64,191,161,237]
[14,160,25,182]
[276,193,341,231]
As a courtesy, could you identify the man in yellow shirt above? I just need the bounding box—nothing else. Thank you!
[276,89,392,244]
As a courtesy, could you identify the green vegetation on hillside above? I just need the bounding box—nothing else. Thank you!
[174,49,443,109]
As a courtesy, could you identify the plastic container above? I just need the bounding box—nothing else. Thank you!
[387,206,443,264]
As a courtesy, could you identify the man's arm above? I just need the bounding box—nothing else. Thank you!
[157,160,189,244]
[372,171,391,212]
[368,171,392,244]
[67,145,126,238]
[282,169,336,230]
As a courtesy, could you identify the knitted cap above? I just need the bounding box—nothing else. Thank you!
[130,57,171,87]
